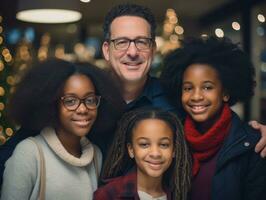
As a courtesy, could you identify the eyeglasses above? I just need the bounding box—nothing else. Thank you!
[60,95,101,111]
[110,37,153,51]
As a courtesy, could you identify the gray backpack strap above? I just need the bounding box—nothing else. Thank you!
[93,146,99,178]
[29,137,46,200]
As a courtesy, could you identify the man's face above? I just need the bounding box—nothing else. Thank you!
[102,16,156,83]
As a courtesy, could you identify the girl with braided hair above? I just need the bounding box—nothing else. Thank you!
[94,107,191,200]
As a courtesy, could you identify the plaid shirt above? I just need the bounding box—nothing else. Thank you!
[93,170,172,200]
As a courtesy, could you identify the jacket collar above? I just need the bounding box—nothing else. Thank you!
[126,76,163,110]
[216,112,260,171]
[117,170,139,199]
[116,168,172,199]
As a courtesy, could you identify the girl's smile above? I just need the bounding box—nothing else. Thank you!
[127,118,174,179]
[182,63,229,131]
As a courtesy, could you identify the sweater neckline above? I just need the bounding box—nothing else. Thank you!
[40,127,94,167]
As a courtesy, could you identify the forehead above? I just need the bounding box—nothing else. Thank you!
[133,119,173,140]
[110,16,151,39]
[183,64,220,81]
[63,74,95,93]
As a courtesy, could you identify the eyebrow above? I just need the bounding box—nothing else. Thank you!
[111,36,151,40]
[136,137,171,141]
[182,80,215,84]
[62,92,96,96]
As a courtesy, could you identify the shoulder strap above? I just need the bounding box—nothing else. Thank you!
[29,137,46,200]
[93,146,99,178]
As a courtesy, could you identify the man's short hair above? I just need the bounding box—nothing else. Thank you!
[103,4,157,41]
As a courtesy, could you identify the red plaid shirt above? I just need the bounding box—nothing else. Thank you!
[93,170,172,200]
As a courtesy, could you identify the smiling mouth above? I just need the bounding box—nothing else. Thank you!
[123,63,141,69]
[189,105,208,114]
[146,161,163,170]
[72,120,91,127]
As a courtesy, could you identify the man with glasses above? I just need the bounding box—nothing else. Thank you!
[102,4,175,113]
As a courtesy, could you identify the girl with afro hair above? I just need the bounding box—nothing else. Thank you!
[161,36,266,200]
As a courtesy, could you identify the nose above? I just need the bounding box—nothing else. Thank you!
[191,88,203,101]
[149,145,161,158]
[126,41,138,58]
[76,102,88,113]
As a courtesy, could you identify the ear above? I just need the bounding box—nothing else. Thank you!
[223,93,230,102]
[102,41,110,61]
[152,41,157,57]
[127,143,134,158]
[172,146,175,158]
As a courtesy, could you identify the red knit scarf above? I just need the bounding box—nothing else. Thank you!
[184,104,232,177]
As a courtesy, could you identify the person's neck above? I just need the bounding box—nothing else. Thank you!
[195,108,224,133]
[121,77,147,103]
[137,170,165,198]
[56,128,82,158]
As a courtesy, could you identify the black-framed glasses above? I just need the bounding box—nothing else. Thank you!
[110,37,153,51]
[60,95,101,111]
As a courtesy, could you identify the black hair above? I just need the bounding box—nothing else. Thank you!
[103,3,157,41]
[7,59,125,148]
[102,107,191,200]
[160,36,256,111]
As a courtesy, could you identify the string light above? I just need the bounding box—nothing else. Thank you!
[0,61,4,71]
[164,23,174,34]
[201,34,208,38]
[0,103,5,111]
[166,9,175,17]
[160,8,183,54]
[258,14,265,23]
[232,22,241,31]
[175,25,184,35]
[0,16,15,144]
[5,128,14,137]
[215,28,224,38]
[6,76,15,85]
[169,34,179,44]
[0,134,6,145]
[169,16,178,24]
[0,87,5,96]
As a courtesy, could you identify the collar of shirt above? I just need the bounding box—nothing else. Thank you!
[126,76,165,111]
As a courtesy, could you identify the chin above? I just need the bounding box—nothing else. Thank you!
[189,114,208,123]
[147,172,163,179]
[145,169,165,178]
[74,128,91,137]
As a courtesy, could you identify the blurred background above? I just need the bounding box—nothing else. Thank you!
[0,0,266,143]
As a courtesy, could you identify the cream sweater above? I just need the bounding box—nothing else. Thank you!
[1,127,102,200]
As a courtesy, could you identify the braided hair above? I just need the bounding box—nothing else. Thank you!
[102,107,191,200]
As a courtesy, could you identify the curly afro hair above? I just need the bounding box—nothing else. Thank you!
[7,59,125,151]
[160,36,256,111]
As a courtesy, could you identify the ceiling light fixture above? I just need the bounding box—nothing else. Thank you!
[16,0,82,24]
[80,0,91,3]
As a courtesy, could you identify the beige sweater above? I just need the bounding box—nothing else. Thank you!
[1,127,102,200]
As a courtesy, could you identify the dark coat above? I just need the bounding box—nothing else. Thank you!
[211,113,266,200]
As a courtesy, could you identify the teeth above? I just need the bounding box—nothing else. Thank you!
[192,105,205,110]
[73,120,90,126]
[148,162,162,170]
